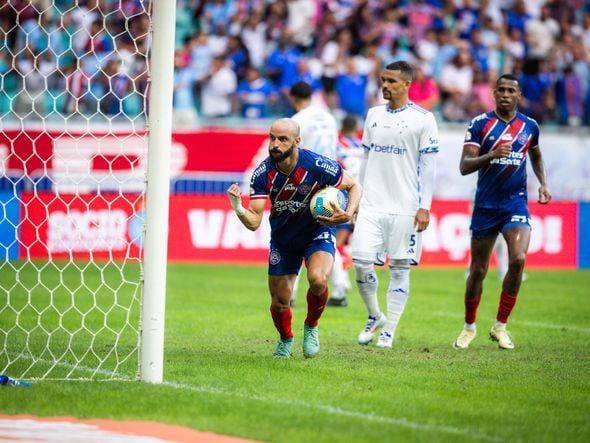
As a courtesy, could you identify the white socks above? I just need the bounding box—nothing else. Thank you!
[384,262,410,336]
[354,261,380,318]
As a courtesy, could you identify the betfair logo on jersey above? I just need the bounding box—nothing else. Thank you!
[372,143,407,155]
[315,159,339,176]
[490,151,524,166]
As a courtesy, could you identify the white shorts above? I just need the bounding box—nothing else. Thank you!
[351,211,422,265]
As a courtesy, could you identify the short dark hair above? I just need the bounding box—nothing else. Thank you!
[341,114,358,133]
[496,73,521,89]
[385,60,414,81]
[289,81,313,99]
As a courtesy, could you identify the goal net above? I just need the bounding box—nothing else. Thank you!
[0,0,153,380]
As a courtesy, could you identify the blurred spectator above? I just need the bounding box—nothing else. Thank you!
[467,69,497,116]
[320,27,353,110]
[374,7,407,62]
[469,28,491,74]
[14,45,52,118]
[354,43,384,109]
[264,0,288,44]
[266,29,301,89]
[199,55,237,118]
[241,7,267,69]
[97,58,131,117]
[415,28,440,75]
[224,35,250,82]
[187,30,213,112]
[439,49,473,122]
[172,49,199,127]
[503,27,526,74]
[454,0,480,40]
[403,0,438,46]
[430,29,459,81]
[62,58,92,115]
[408,64,440,112]
[85,19,115,62]
[506,0,533,37]
[479,14,505,74]
[335,57,368,119]
[525,4,561,59]
[517,58,554,124]
[581,13,590,50]
[207,22,230,57]
[281,57,323,95]
[236,66,278,119]
[286,0,317,52]
[554,65,584,126]
[200,0,236,34]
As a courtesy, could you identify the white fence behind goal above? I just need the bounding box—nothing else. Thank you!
[0,0,170,381]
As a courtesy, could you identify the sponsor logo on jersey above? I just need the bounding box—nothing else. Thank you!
[372,143,408,155]
[315,159,339,175]
[251,164,266,179]
[273,199,305,214]
[490,151,524,166]
[284,183,296,191]
[465,131,472,141]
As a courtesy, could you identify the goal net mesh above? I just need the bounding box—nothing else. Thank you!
[0,0,152,380]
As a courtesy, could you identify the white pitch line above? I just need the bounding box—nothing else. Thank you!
[24,361,505,442]
[162,380,504,442]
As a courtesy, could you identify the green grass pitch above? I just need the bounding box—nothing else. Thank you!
[1,263,589,442]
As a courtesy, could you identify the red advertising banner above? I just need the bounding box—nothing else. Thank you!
[167,196,577,268]
[17,193,577,268]
[1,129,265,178]
[19,192,144,261]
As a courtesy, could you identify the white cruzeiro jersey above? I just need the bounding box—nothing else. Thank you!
[292,105,339,160]
[361,102,439,216]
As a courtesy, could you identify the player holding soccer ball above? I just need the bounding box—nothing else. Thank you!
[351,60,439,349]
[453,74,551,350]
[227,118,361,359]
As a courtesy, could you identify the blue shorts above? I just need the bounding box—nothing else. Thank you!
[470,203,531,239]
[268,230,335,276]
[336,221,354,233]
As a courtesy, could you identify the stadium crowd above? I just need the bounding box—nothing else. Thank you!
[177,0,590,127]
[1,0,590,127]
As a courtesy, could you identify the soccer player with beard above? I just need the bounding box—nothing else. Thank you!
[227,118,361,359]
[351,61,440,349]
[453,74,551,350]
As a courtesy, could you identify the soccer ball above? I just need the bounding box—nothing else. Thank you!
[310,186,348,218]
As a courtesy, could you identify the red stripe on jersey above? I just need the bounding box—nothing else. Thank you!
[266,169,278,194]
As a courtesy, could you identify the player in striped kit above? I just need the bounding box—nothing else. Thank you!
[227,118,361,359]
[453,74,551,350]
[327,114,365,307]
[351,61,440,349]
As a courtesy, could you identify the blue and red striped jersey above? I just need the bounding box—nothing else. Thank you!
[249,148,343,247]
[464,111,540,209]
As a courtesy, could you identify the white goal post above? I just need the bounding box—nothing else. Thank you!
[0,0,175,383]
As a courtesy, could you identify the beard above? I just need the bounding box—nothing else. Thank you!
[270,143,295,163]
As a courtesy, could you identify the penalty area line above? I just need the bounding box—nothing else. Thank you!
[163,380,504,442]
